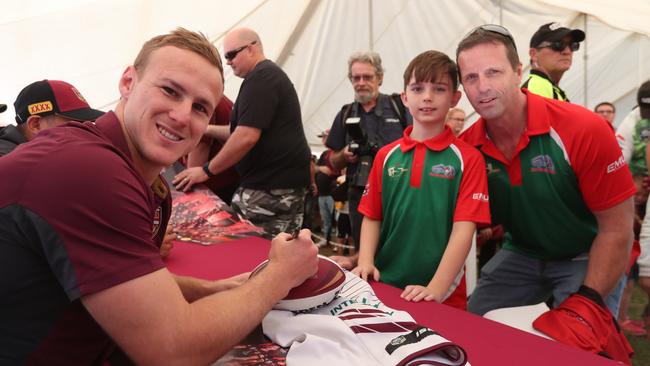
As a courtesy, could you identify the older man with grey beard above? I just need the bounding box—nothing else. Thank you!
[325,51,410,258]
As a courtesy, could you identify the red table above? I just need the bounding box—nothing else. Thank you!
[166,237,619,366]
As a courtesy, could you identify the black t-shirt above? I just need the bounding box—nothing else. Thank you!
[315,150,336,196]
[230,60,310,190]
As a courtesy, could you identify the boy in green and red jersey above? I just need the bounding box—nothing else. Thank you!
[352,51,490,310]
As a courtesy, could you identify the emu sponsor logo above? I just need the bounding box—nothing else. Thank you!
[606,155,626,173]
[429,164,456,179]
[472,193,489,202]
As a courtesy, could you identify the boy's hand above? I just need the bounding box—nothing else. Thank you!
[330,254,358,270]
[400,285,440,302]
[351,263,380,282]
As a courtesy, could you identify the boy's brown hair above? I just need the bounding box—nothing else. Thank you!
[134,27,223,81]
[403,50,458,91]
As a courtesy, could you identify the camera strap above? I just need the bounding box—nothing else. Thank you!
[339,93,407,139]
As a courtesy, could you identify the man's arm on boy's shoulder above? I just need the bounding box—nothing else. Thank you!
[352,216,382,282]
[82,231,318,366]
[402,221,475,302]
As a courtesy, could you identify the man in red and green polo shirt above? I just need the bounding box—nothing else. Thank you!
[456,25,635,316]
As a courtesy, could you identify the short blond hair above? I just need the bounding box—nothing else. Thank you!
[134,27,223,80]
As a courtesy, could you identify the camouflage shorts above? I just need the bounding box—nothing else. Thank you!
[231,187,306,238]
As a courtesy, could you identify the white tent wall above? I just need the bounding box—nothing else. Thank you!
[1,0,650,135]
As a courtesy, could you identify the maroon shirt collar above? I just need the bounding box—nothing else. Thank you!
[94,111,133,157]
[93,111,170,201]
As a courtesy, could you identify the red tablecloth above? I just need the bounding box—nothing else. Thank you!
[166,237,619,366]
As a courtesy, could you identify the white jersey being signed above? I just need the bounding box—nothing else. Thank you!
[262,272,468,366]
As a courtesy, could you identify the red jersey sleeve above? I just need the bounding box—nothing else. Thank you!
[453,142,491,224]
[563,114,635,211]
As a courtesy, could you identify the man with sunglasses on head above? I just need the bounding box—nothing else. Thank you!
[457,24,634,319]
[0,80,104,157]
[326,51,410,263]
[174,27,311,237]
[522,22,585,102]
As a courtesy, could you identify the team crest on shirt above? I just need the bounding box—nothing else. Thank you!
[387,163,409,178]
[530,155,556,174]
[152,206,162,238]
[486,162,501,175]
[429,164,456,179]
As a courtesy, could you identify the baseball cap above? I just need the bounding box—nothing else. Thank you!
[530,22,585,48]
[14,80,104,124]
[638,80,650,108]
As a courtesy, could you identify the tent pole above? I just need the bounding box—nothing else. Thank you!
[583,13,588,107]
[499,0,503,25]
[368,0,374,50]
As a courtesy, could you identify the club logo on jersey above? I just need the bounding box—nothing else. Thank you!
[385,327,437,355]
[606,155,627,174]
[530,155,555,174]
[486,162,501,175]
[429,164,456,179]
[387,163,408,178]
[472,193,489,202]
[152,206,162,238]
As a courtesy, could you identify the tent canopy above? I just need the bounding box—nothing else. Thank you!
[2,0,649,147]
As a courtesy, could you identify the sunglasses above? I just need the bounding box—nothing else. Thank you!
[463,24,517,51]
[537,40,580,52]
[224,41,256,61]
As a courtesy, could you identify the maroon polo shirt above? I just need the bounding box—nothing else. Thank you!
[0,111,167,365]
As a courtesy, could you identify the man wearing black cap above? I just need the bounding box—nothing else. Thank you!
[0,79,104,157]
[522,22,585,101]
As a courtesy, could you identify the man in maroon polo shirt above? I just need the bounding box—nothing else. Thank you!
[0,28,318,365]
[0,79,104,157]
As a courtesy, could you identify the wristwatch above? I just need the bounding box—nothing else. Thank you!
[202,162,216,178]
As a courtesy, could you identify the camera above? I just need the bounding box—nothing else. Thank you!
[345,117,379,187]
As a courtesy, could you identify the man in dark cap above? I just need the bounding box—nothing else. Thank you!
[0,79,104,156]
[522,22,585,101]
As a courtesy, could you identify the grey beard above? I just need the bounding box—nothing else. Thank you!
[354,92,374,105]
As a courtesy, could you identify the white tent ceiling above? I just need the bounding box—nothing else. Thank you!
[2,0,649,148]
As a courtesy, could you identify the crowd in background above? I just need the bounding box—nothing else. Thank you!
[1,19,650,365]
